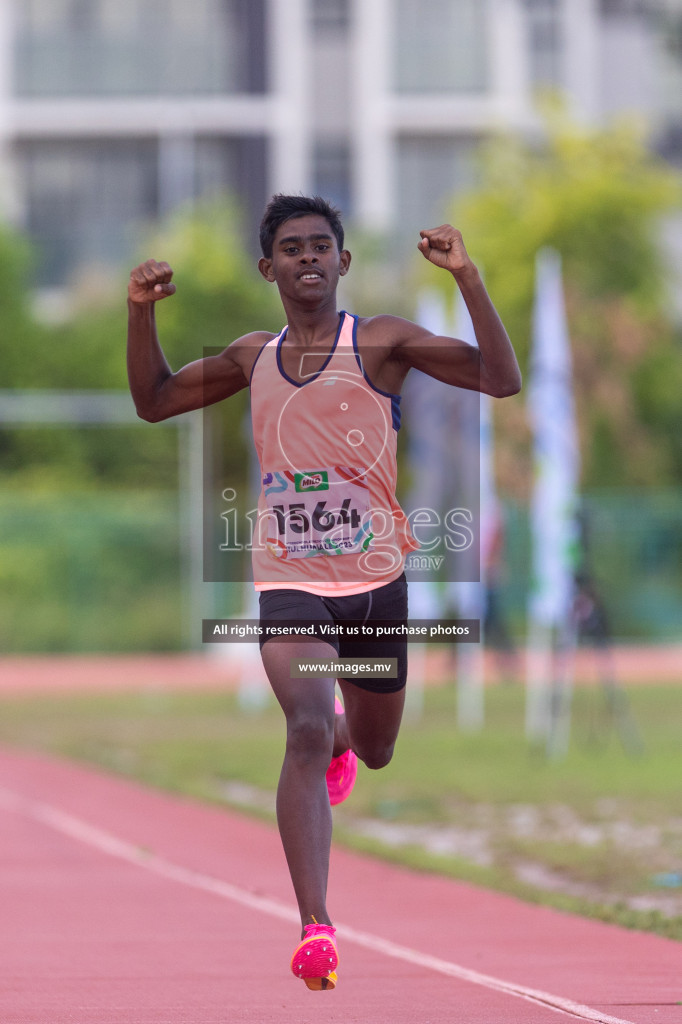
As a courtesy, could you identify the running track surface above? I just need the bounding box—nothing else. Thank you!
[0,747,679,1024]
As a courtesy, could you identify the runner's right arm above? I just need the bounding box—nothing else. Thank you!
[127,259,255,422]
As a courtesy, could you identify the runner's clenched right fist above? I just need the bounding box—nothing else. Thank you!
[128,259,176,303]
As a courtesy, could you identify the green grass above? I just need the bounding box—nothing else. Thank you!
[1,681,681,940]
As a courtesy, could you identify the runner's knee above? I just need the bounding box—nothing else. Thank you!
[355,741,395,771]
[285,709,335,765]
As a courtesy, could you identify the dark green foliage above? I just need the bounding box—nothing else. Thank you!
[442,111,682,490]
[1,199,281,491]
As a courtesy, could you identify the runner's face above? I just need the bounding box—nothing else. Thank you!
[261,214,350,299]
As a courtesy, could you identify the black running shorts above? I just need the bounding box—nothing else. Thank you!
[258,573,408,694]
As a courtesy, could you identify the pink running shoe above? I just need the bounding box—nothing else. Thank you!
[291,921,339,990]
[326,696,357,806]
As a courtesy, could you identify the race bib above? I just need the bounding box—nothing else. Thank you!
[260,467,373,559]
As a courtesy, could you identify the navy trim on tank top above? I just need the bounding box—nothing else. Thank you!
[248,332,282,388]
[275,311,344,388]
[350,313,402,431]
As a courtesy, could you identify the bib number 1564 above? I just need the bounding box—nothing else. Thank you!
[271,497,363,535]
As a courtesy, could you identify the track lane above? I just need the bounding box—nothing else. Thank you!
[0,747,678,1024]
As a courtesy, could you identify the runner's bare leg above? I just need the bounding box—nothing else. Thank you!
[261,640,337,934]
[261,640,406,934]
[338,680,406,769]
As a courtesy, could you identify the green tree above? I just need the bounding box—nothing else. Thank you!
[439,111,682,493]
[144,198,282,367]
[0,223,45,386]
[1,198,282,491]
[0,200,283,651]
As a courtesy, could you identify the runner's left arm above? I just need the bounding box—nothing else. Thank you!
[397,225,521,398]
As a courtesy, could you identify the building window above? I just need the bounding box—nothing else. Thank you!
[194,136,268,235]
[395,135,479,234]
[657,1,682,66]
[16,134,268,285]
[312,141,351,214]
[653,1,682,157]
[599,0,653,15]
[393,0,489,94]
[17,138,158,286]
[524,0,563,89]
[14,0,266,97]
[310,0,350,34]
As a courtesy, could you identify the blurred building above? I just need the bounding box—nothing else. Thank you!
[0,0,680,288]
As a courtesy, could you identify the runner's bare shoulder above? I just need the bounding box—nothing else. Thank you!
[221,330,278,381]
[356,314,426,348]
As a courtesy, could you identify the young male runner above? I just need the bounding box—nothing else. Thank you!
[127,194,521,991]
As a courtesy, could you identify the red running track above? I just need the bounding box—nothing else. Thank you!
[0,746,679,1024]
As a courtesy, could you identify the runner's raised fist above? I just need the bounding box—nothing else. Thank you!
[417,226,472,276]
[128,259,176,303]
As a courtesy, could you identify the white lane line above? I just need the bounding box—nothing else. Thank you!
[0,786,635,1024]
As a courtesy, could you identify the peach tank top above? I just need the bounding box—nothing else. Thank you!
[249,311,417,596]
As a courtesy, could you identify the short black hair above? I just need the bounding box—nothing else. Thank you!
[259,194,344,258]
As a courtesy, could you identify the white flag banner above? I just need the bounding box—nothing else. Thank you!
[402,289,453,720]
[448,293,488,620]
[526,248,580,748]
[448,292,493,729]
[406,288,451,622]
